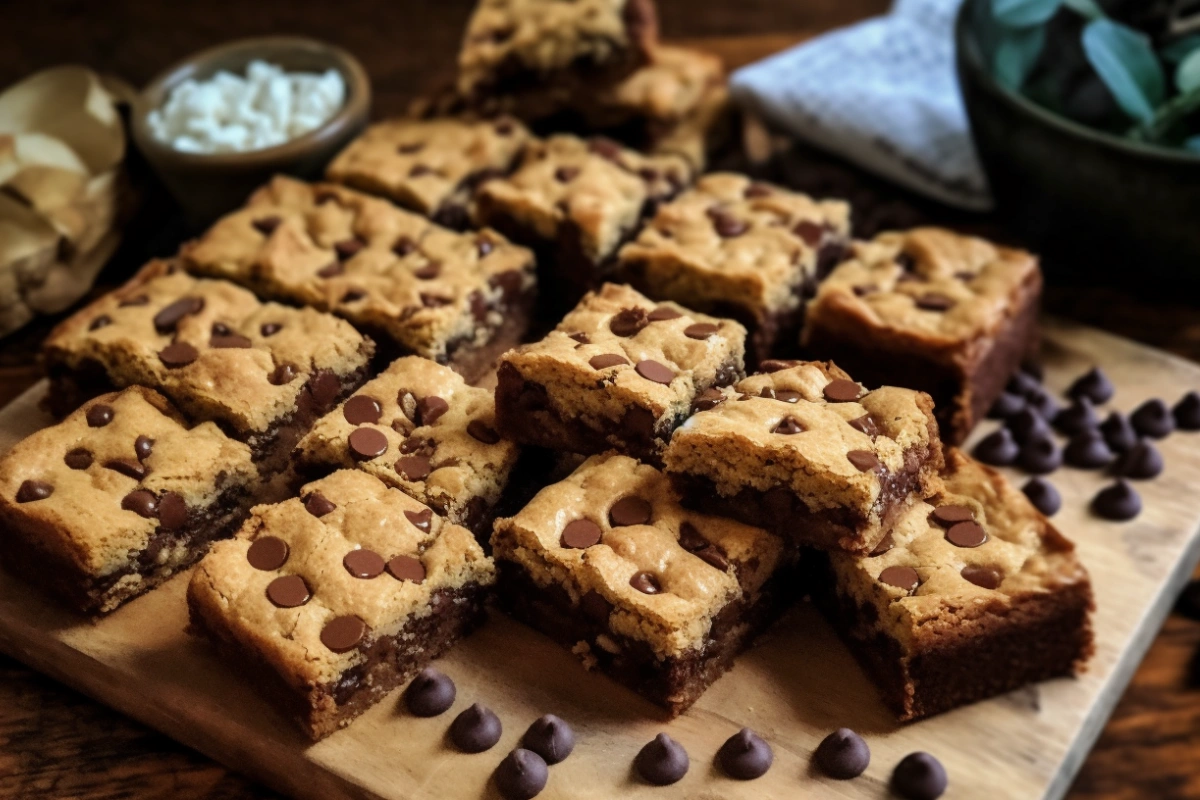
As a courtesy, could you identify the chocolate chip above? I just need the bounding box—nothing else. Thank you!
[717,728,773,781]
[159,341,199,368]
[304,492,336,517]
[15,480,52,503]
[1053,397,1098,436]
[635,733,689,785]
[773,390,803,404]
[420,293,452,308]
[309,370,341,408]
[395,455,432,481]
[1174,391,1200,430]
[1114,440,1164,479]
[610,307,648,337]
[930,505,973,527]
[342,395,382,426]
[848,414,878,437]
[316,261,343,279]
[412,261,441,279]
[1026,387,1061,420]
[1098,411,1137,453]
[334,238,364,261]
[870,534,896,556]
[397,141,424,154]
[758,359,801,374]
[89,314,112,331]
[946,521,988,548]
[972,427,1019,466]
[846,450,881,472]
[341,289,366,303]
[892,752,948,800]
[86,403,114,427]
[266,575,310,608]
[404,667,456,716]
[348,427,389,460]
[1068,367,1114,405]
[153,297,205,334]
[416,396,449,426]
[260,322,282,337]
[567,331,589,344]
[792,219,825,247]
[1008,371,1042,398]
[773,417,805,435]
[210,332,252,348]
[344,548,385,578]
[673,322,719,343]
[852,284,877,297]
[406,508,432,531]
[579,590,612,624]
[589,354,629,370]
[1131,398,1175,439]
[879,565,920,592]
[823,379,863,403]
[690,388,724,413]
[522,714,575,764]
[961,564,1003,589]
[321,615,366,653]
[554,166,579,182]
[477,237,495,257]
[386,554,426,583]
[814,728,870,779]
[158,492,188,530]
[269,363,297,386]
[495,748,549,800]
[915,293,955,312]
[588,136,623,159]
[450,703,503,753]
[988,391,1026,419]
[709,209,748,238]
[1064,429,1113,469]
[1022,477,1062,516]
[635,360,674,385]
[252,216,281,235]
[1018,433,1063,474]
[610,496,651,527]
[121,489,157,518]
[247,536,289,570]
[103,457,148,480]
[647,306,682,321]
[393,236,418,257]
[1092,479,1142,520]
[1007,408,1051,444]
[64,448,93,470]
[743,182,773,198]
[119,294,149,307]
[629,571,662,594]
[675,521,706,552]
[561,519,602,549]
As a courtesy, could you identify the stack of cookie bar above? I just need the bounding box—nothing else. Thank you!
[0,0,1094,750]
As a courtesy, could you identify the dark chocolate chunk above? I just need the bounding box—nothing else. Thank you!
[848,414,878,437]
[495,749,548,800]
[758,359,801,373]
[972,427,1019,466]
[121,489,157,518]
[635,733,689,785]
[793,219,825,247]
[988,391,1025,419]
[64,448,93,470]
[158,341,199,368]
[260,322,282,337]
[579,589,613,623]
[86,403,114,427]
[1054,397,1098,436]
[946,521,988,548]
[1064,429,1114,469]
[870,534,895,556]
[405,508,432,531]
[343,548,385,579]
[621,406,656,441]
[309,370,342,407]
[522,714,575,765]
[554,166,580,182]
[879,565,920,592]
[103,457,148,480]
[450,703,503,753]
[89,314,112,331]
[1131,398,1175,439]
[930,505,973,527]
[153,296,204,333]
[892,752,948,800]
[16,480,53,503]
[386,554,426,583]
[773,417,805,435]
[691,388,724,413]
[1006,408,1051,444]
[677,521,708,552]
[1068,367,1114,405]
[1113,440,1163,479]
[961,564,1003,589]
[635,360,674,385]
[247,536,289,570]
[846,450,881,472]
[413,261,442,279]
[304,492,336,517]
[610,307,648,337]
[134,435,154,461]
[252,216,281,235]
[269,363,297,385]
[343,395,382,425]
[468,420,501,444]
[1022,478,1062,516]
[609,497,651,527]
[1092,479,1142,520]
[717,728,773,780]
[393,236,418,257]
[320,615,366,653]
[914,293,954,311]
[823,379,863,403]
[629,571,662,594]
[316,261,344,279]
[416,396,450,426]
[405,667,456,717]
[1173,391,1200,430]
[695,545,729,571]
[396,455,432,481]
[589,354,629,370]
[711,210,748,238]
[1017,434,1063,475]
[1100,411,1138,453]
[567,331,589,344]
[814,728,870,779]
[773,390,802,403]
[334,238,364,261]
[266,575,310,608]
[348,427,389,460]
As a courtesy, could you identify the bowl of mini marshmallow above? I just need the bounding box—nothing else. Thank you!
[132,36,371,225]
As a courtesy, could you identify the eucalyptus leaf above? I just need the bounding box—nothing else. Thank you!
[1081,19,1166,123]
[1177,49,1200,93]
[1062,0,1104,19]
[1162,35,1200,64]
[992,0,1062,27]
[994,26,1048,90]
[1130,87,1200,143]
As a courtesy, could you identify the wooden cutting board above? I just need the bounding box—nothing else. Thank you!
[1,317,1199,800]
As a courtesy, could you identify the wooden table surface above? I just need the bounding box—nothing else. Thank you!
[2,2,1199,798]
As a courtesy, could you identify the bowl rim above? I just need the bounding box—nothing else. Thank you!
[130,35,371,168]
[955,0,1200,165]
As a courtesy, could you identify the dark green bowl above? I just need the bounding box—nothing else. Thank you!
[955,0,1200,284]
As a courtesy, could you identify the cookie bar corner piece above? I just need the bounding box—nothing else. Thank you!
[186,469,495,740]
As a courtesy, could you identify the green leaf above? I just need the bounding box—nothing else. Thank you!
[1162,35,1200,64]
[1129,87,1200,143]
[1178,49,1200,93]
[993,27,1048,90]
[1063,0,1104,19]
[992,0,1062,27]
[1185,135,1200,153]
[1082,19,1166,123]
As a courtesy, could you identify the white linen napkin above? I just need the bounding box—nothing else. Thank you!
[729,0,993,211]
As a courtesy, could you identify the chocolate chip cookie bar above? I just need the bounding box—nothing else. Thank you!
[813,448,1094,721]
[473,134,691,309]
[457,0,658,118]
[618,173,850,364]
[42,260,373,474]
[293,356,521,538]
[802,227,1042,445]
[187,469,495,740]
[325,116,531,229]
[182,177,536,381]
[0,387,258,614]
[663,360,943,555]
[491,453,794,715]
[495,282,746,464]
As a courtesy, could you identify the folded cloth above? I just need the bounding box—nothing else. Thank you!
[730,0,993,211]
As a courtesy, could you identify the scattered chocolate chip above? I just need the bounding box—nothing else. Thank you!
[1018,434,1063,475]
[579,590,612,624]
[870,534,896,556]
[450,703,503,753]
[309,370,342,408]
[1064,429,1114,469]
[930,505,973,527]
[89,314,112,331]
[334,238,364,261]
[946,521,988,548]
[852,284,877,297]
[610,307,648,337]
[1024,388,1060,421]
[343,548,385,579]
[340,289,366,304]
[348,427,389,460]
[717,728,773,780]
[393,236,418,257]
[119,294,149,307]
[792,219,825,247]
[1131,398,1175,439]
[495,748,548,800]
[1100,411,1138,453]
[387,554,426,583]
[266,575,310,608]
[1092,480,1142,520]
[972,427,1019,466]
[468,420,500,444]
[247,536,289,570]
[773,417,805,435]
[814,728,871,779]
[848,414,878,437]
[1053,397,1098,436]
[567,331,589,344]
[758,359,801,373]
[211,332,252,348]
[610,497,652,527]
[846,450,881,472]
[16,480,53,503]
[121,489,158,518]
[630,571,662,594]
[269,363,297,386]
[477,237,495,257]
[1068,367,1114,405]
[159,341,199,368]
[879,565,920,592]
[691,388,724,413]
[64,448,93,470]
[316,262,343,279]
[711,210,748,238]
[86,403,114,427]
[252,216,281,235]
[405,508,433,531]
[260,322,282,337]
[1008,371,1041,398]
[321,615,366,653]
[823,379,863,403]
[988,390,1026,419]
[416,396,449,426]
[554,166,580,183]
[961,564,1003,589]
[341,395,381,426]
[405,667,456,717]
[1022,478,1062,516]
[396,455,432,481]
[695,545,729,571]
[915,293,955,312]
[103,457,148,480]
[304,492,336,517]
[1114,440,1164,479]
[522,715,574,764]
[153,297,205,333]
[647,306,682,321]
[130,437,152,464]
[635,359,674,385]
[561,519,602,549]
[1007,408,1052,444]
[635,733,689,785]
[892,752,948,800]
[744,182,773,198]
[588,354,629,370]
[1174,391,1200,430]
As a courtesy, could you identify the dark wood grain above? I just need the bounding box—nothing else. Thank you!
[3,2,1200,798]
